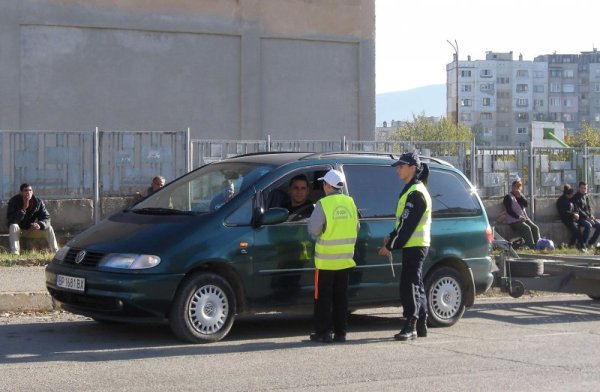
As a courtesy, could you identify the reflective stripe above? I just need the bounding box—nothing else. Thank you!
[317,237,357,246]
[314,252,356,259]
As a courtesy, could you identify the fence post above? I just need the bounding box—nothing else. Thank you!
[341,135,347,151]
[471,138,476,186]
[267,134,271,152]
[186,127,191,173]
[584,143,588,185]
[94,127,100,224]
[528,141,535,218]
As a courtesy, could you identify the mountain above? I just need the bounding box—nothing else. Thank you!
[376,84,446,126]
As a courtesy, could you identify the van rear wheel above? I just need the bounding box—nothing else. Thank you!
[169,272,236,343]
[425,267,466,327]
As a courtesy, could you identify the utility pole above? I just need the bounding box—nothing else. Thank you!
[447,40,459,131]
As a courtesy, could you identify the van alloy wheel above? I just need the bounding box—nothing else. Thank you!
[426,267,466,327]
[169,272,236,343]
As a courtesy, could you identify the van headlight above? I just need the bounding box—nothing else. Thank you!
[99,254,161,269]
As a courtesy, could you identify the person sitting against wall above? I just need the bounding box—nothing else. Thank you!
[503,179,540,249]
[6,183,59,255]
[556,184,586,250]
[573,181,600,249]
[147,175,165,196]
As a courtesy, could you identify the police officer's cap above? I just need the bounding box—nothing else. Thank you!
[392,152,421,168]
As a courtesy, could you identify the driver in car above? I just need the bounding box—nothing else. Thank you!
[282,174,315,221]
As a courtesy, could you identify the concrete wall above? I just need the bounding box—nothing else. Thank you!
[3,194,598,249]
[0,0,375,140]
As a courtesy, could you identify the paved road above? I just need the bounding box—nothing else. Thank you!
[1,294,600,391]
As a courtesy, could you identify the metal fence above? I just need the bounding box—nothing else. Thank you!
[3,130,599,210]
[0,129,190,201]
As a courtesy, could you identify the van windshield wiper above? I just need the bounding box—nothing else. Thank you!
[132,207,195,216]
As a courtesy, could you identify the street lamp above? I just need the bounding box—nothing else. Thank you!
[447,40,459,128]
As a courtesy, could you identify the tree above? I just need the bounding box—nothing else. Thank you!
[565,122,600,147]
[389,114,473,142]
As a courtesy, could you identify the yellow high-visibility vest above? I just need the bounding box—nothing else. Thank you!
[314,194,358,270]
[395,182,432,247]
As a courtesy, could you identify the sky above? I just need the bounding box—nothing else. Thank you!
[376,0,600,94]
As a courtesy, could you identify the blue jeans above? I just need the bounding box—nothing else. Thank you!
[578,219,600,245]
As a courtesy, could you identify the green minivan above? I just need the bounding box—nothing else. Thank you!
[46,152,494,343]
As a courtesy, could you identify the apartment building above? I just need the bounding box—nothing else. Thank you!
[447,51,547,146]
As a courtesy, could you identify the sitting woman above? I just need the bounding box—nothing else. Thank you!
[556,184,585,249]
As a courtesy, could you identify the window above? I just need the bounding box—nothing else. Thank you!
[480,69,493,78]
[534,70,544,78]
[516,112,529,121]
[516,98,529,107]
[563,113,573,121]
[343,165,399,218]
[563,84,575,93]
[497,77,510,84]
[550,69,562,77]
[480,83,494,92]
[516,127,528,134]
[550,83,561,93]
[549,97,560,107]
[427,170,482,217]
[533,85,544,93]
[460,70,472,77]
[516,84,529,93]
[460,113,472,121]
[563,99,573,107]
[516,70,529,77]
[483,127,493,135]
[480,112,493,120]
[534,99,544,109]
[564,69,574,78]
[595,83,600,93]
[461,99,472,107]
[482,97,491,106]
[497,91,510,98]
[461,84,472,92]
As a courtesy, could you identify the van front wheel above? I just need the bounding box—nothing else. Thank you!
[169,272,236,343]
[425,267,466,327]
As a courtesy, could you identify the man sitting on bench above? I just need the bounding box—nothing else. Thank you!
[6,183,59,255]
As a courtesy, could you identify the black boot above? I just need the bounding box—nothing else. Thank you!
[394,317,417,341]
[416,316,427,338]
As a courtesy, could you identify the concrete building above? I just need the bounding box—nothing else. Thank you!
[0,0,375,140]
[446,51,547,146]
[534,50,600,131]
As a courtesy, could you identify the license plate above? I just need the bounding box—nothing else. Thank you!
[56,274,86,292]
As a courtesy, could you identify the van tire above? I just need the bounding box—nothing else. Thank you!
[169,272,236,343]
[425,267,466,327]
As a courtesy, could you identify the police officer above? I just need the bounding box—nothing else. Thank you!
[307,169,359,343]
[378,152,432,341]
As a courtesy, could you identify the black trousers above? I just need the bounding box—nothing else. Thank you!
[313,268,351,336]
[400,246,428,320]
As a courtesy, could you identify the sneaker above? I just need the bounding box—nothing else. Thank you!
[309,333,333,343]
[333,334,346,343]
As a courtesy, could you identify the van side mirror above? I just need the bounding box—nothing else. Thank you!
[256,207,289,227]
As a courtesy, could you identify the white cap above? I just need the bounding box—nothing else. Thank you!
[318,169,346,189]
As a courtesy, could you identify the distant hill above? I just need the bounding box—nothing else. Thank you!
[376,84,446,126]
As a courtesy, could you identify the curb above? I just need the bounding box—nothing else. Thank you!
[0,292,56,312]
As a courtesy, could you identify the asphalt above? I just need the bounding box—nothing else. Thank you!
[0,266,55,313]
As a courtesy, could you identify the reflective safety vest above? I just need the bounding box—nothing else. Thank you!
[314,194,358,270]
[395,182,432,247]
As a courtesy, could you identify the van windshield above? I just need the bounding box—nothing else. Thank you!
[132,162,274,214]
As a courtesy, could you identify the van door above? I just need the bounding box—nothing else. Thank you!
[343,164,402,305]
[250,166,331,308]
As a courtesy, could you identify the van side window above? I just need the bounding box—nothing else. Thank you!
[264,167,330,222]
[428,170,482,217]
[343,165,398,218]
